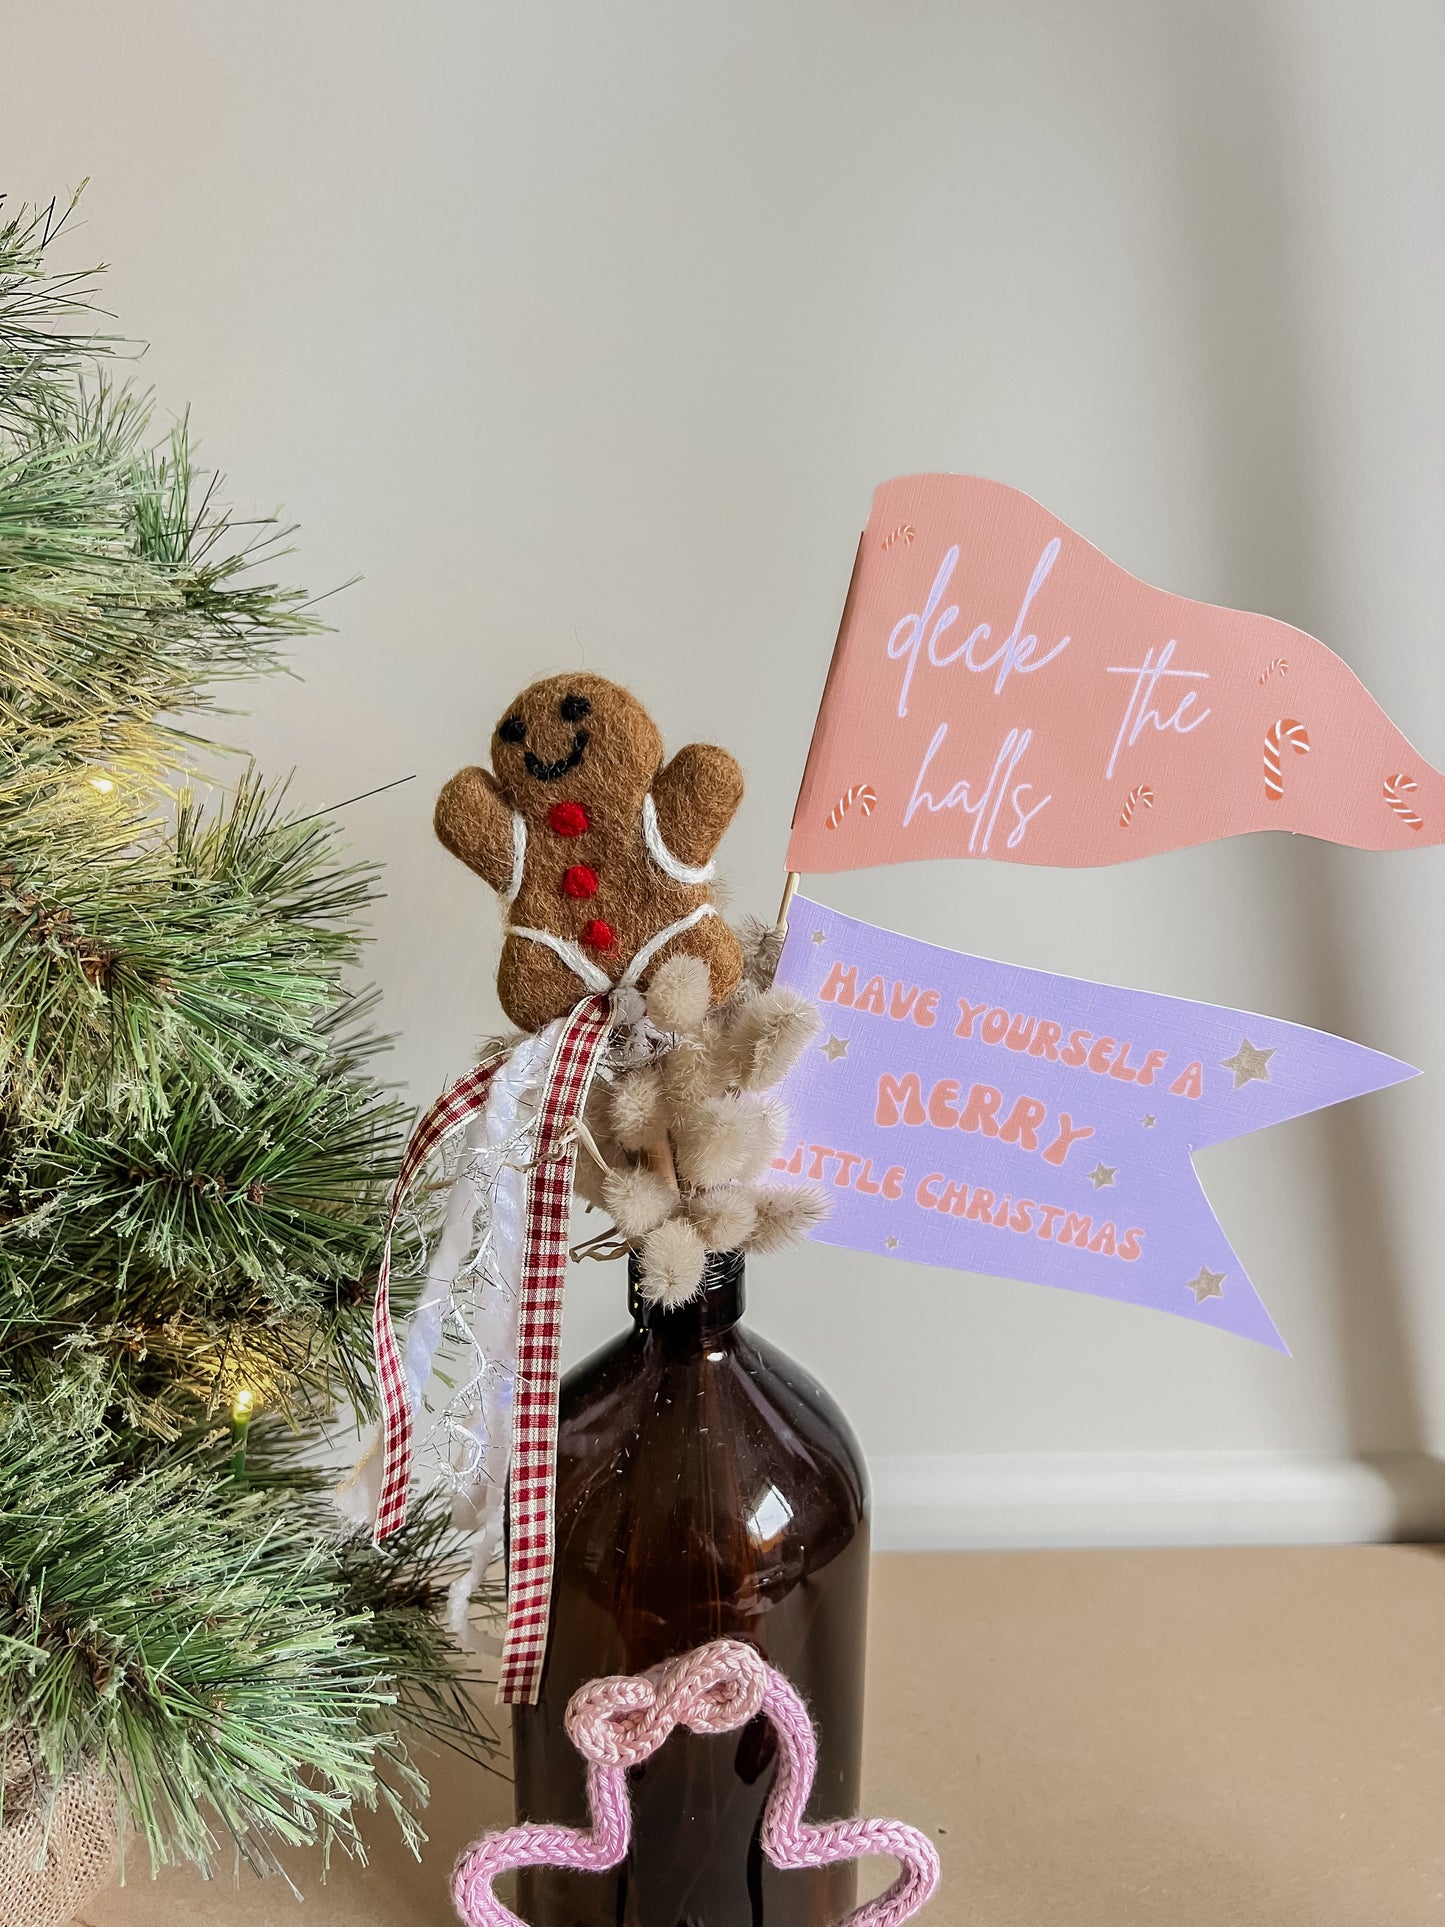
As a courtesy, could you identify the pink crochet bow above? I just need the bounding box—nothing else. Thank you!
[451,1639,940,1927]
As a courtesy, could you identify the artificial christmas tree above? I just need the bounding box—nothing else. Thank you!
[0,193,494,1921]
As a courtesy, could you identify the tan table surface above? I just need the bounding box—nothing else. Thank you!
[83,1545,1445,1927]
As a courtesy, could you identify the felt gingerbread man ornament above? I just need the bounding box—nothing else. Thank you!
[435,672,745,1032]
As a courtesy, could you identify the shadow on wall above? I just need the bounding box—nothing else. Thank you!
[1155,1,1444,1520]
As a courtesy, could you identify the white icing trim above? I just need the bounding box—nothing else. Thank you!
[642,793,716,885]
[505,902,717,998]
[618,902,716,986]
[502,812,527,906]
[506,924,613,993]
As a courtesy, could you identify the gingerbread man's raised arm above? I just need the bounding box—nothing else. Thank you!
[649,743,744,869]
[434,764,517,895]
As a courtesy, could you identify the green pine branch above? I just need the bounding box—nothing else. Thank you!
[0,191,112,428]
[0,1408,498,1875]
[2,772,388,1125]
[0,189,500,1878]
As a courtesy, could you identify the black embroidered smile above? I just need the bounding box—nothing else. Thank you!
[523,732,589,782]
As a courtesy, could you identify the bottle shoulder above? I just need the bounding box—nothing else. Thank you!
[560,1319,866,1480]
[553,1315,869,1574]
[725,1323,869,1507]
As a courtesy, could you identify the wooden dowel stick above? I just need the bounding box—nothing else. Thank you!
[642,1131,680,1199]
[776,870,801,932]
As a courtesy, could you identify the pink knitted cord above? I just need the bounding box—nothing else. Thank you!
[450,1639,940,1927]
[757,1668,940,1927]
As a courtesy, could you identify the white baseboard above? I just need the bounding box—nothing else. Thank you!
[868,1450,1445,1551]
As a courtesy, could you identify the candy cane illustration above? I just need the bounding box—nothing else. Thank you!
[879,524,915,552]
[1263,719,1310,801]
[1257,657,1289,685]
[824,783,878,830]
[1118,784,1155,829]
[1383,772,1424,831]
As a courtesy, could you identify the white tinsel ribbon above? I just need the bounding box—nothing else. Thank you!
[334,1020,561,1547]
[336,992,661,1656]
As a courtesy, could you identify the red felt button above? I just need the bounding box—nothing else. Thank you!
[548,800,589,837]
[582,918,615,951]
[562,864,598,899]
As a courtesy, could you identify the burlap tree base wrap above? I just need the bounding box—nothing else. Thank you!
[0,1738,117,1927]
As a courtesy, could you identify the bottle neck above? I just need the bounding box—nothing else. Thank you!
[628,1247,746,1342]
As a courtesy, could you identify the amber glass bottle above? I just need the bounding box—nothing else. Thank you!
[512,1249,870,1927]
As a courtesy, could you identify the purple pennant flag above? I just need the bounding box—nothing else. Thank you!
[772,897,1417,1350]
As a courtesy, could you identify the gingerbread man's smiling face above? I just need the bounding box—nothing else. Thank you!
[490,672,664,820]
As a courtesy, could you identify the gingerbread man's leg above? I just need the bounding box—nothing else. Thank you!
[497,934,600,1034]
[640,914,743,1009]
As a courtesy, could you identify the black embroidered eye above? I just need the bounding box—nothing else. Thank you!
[498,714,526,744]
[559,693,591,723]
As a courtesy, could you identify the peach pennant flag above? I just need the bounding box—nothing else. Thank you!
[788,476,1445,874]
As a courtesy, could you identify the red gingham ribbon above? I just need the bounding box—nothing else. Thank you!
[369,994,615,1704]
[371,1049,512,1544]
[498,992,614,1704]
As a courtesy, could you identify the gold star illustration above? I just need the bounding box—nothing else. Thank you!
[1087,1163,1117,1190]
[1142,1114,1157,1129]
[810,929,827,944]
[822,1035,848,1062]
[885,1235,900,1250]
[1221,1037,1274,1088]
[1186,1266,1226,1302]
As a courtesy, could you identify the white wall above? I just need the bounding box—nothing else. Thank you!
[8,0,1445,1544]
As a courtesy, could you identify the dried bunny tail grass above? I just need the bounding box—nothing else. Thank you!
[601,1164,677,1240]
[686,1186,758,1252]
[644,952,712,1034]
[739,1094,785,1180]
[608,1064,666,1150]
[583,1078,620,1160]
[725,986,820,1091]
[738,913,786,990]
[744,1183,830,1252]
[658,1025,731,1106]
[637,1215,708,1308]
[672,1093,784,1189]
